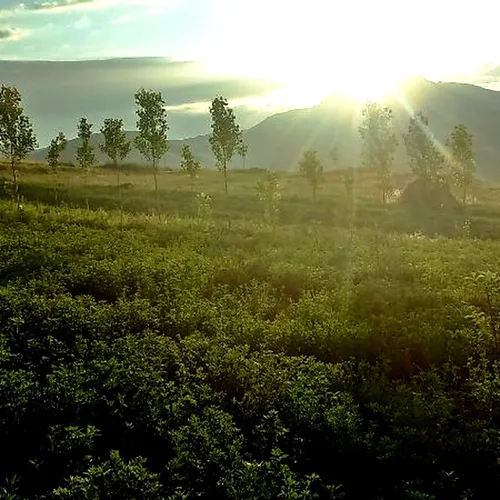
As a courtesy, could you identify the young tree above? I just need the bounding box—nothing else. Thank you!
[100,118,131,186]
[404,111,444,184]
[134,89,169,217]
[100,118,131,222]
[358,102,398,204]
[47,132,68,206]
[240,142,248,168]
[446,123,475,207]
[298,150,324,201]
[256,170,281,225]
[0,85,37,208]
[180,144,202,185]
[209,96,246,195]
[46,132,67,169]
[76,118,95,170]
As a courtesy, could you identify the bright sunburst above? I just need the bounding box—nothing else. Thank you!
[202,0,480,109]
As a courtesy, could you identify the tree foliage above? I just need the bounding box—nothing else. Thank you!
[446,124,475,206]
[76,117,95,170]
[180,144,202,180]
[209,96,246,194]
[46,132,67,170]
[298,150,324,200]
[134,89,169,217]
[134,89,169,169]
[0,85,37,206]
[256,170,281,224]
[358,102,397,203]
[404,111,445,183]
[100,118,131,167]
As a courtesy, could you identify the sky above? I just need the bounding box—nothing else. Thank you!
[0,0,500,144]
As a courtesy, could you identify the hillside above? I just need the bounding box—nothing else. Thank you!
[31,77,500,180]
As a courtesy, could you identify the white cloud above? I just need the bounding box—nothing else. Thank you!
[2,0,178,17]
[0,26,30,41]
[30,0,96,11]
[166,101,210,114]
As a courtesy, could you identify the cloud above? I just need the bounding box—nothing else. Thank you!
[29,0,96,11]
[0,0,174,18]
[0,26,29,40]
[22,0,175,13]
[0,57,283,145]
[166,101,210,114]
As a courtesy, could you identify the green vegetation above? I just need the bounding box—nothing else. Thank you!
[3,84,500,499]
[180,144,202,182]
[404,112,445,184]
[46,132,67,170]
[0,85,37,208]
[76,118,95,171]
[209,96,246,195]
[447,124,475,207]
[134,89,169,219]
[1,164,500,499]
[299,150,324,201]
[358,102,398,204]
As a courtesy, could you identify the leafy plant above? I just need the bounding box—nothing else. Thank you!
[298,150,324,201]
[195,191,212,223]
[446,124,475,207]
[76,118,95,171]
[46,132,67,170]
[0,85,37,208]
[209,96,246,195]
[404,112,445,184]
[256,170,281,225]
[180,144,202,185]
[134,89,169,219]
[358,102,397,203]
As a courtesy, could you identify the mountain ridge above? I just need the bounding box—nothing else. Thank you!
[30,78,500,180]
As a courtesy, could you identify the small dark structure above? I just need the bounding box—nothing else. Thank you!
[399,178,460,211]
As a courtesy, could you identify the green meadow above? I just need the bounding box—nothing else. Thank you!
[2,163,500,498]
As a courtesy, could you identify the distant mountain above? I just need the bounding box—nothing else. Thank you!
[31,77,500,180]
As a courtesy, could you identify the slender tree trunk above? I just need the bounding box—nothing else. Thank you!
[223,159,228,195]
[55,170,59,207]
[153,160,160,222]
[463,181,467,208]
[223,158,231,229]
[10,153,19,211]
[116,159,123,229]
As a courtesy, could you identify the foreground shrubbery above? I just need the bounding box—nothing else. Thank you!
[1,199,500,499]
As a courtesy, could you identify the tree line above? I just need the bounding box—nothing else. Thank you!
[0,85,246,212]
[299,102,475,207]
[0,83,475,212]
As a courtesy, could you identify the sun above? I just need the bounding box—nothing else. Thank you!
[333,72,405,101]
[265,66,410,110]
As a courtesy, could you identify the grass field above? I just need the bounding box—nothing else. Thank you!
[2,163,500,498]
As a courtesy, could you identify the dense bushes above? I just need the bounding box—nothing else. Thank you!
[1,199,500,499]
